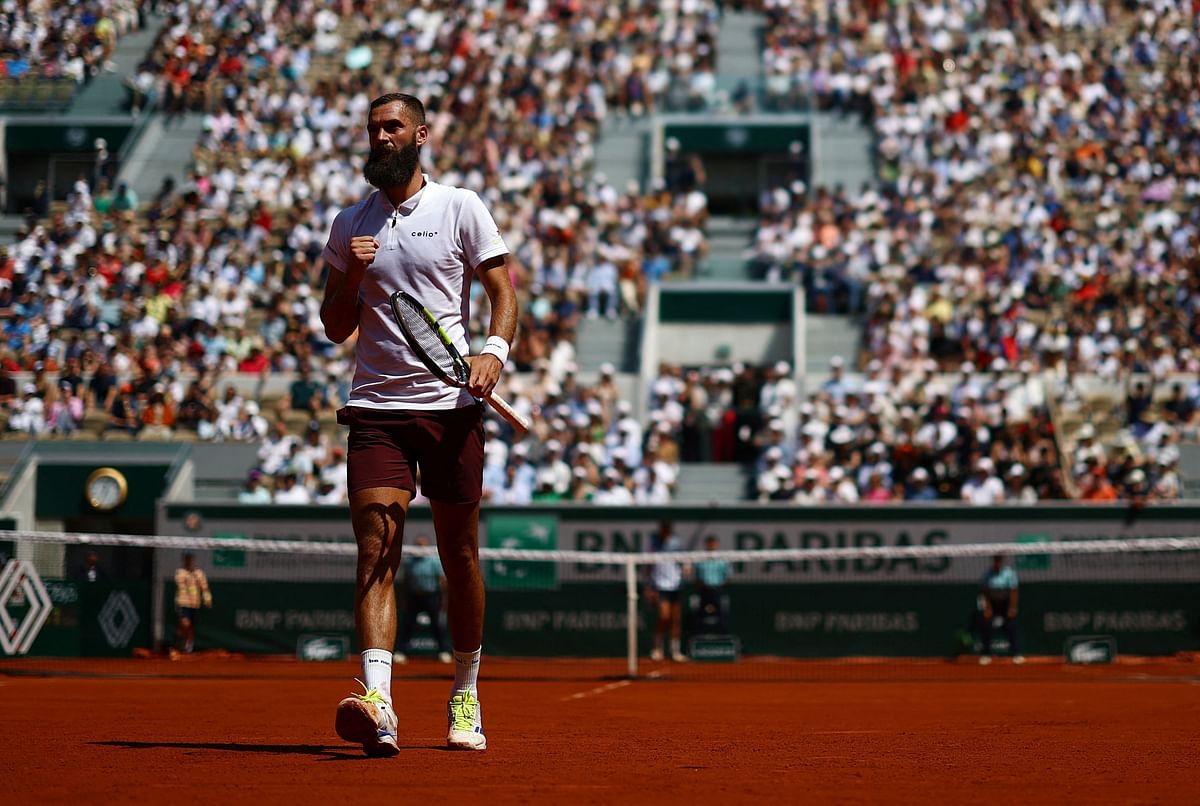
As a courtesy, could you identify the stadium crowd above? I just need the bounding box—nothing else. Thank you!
[646,357,1189,503]
[0,0,145,84]
[3,1,1195,505]
[98,0,721,379]
[2,1,729,501]
[753,0,1199,378]
[747,0,1198,499]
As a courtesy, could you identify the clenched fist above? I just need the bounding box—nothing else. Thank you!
[348,235,380,276]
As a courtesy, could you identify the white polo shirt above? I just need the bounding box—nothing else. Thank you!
[321,177,508,410]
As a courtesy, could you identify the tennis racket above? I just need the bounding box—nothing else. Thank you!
[389,290,530,433]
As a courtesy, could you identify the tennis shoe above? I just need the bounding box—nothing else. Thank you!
[978,655,993,666]
[649,647,664,661]
[336,679,399,757]
[447,690,486,751]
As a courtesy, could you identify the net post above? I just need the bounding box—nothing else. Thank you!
[152,573,166,650]
[625,555,638,678]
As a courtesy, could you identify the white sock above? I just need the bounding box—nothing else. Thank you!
[452,646,481,696]
[361,648,393,703]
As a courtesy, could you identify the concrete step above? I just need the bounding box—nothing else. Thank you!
[716,12,763,82]
[118,113,206,201]
[812,112,875,192]
[575,316,642,372]
[1179,443,1200,501]
[69,13,166,116]
[804,315,861,372]
[594,120,651,193]
[675,463,752,502]
[696,255,753,282]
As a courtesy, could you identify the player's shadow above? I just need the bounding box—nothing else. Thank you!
[92,740,444,760]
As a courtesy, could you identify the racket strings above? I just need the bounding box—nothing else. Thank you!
[394,299,467,383]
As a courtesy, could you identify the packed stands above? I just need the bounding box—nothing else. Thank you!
[2,1,732,501]
[748,0,1198,500]
[3,1,1196,506]
[0,0,147,109]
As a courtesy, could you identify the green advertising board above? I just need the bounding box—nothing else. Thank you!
[484,514,558,590]
[176,581,355,655]
[143,578,1200,659]
[22,580,152,657]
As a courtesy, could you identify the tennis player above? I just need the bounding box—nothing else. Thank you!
[319,93,516,756]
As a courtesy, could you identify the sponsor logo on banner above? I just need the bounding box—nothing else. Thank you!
[158,509,1200,584]
[98,591,140,648]
[485,514,558,590]
[1065,635,1117,664]
[688,636,739,662]
[0,560,53,655]
[297,634,349,661]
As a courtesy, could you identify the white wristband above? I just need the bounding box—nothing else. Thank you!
[480,336,510,365]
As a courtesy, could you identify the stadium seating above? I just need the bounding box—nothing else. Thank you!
[746,0,1198,500]
[2,0,1195,505]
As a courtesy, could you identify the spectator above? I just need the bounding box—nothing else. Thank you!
[961,458,1005,505]
[905,467,939,502]
[238,470,272,504]
[273,471,312,504]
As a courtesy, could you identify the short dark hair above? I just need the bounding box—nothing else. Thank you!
[369,93,426,126]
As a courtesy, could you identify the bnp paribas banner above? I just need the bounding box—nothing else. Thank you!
[149,503,1200,658]
[159,503,1200,584]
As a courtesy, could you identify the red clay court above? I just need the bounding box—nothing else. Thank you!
[4,655,1199,805]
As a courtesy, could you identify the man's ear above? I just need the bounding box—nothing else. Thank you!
[416,124,430,147]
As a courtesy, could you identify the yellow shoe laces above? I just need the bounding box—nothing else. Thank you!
[351,678,389,706]
[449,691,478,731]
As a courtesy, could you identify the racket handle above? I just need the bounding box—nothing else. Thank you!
[485,391,530,433]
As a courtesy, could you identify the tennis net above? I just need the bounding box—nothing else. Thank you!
[2,528,1199,679]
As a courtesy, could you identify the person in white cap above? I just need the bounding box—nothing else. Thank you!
[540,439,572,495]
[1004,463,1038,503]
[756,447,786,501]
[593,468,633,505]
[961,457,1005,504]
[793,469,825,504]
[821,356,848,402]
[905,467,939,501]
[828,466,860,503]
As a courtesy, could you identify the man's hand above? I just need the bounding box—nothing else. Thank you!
[348,235,380,276]
[466,354,502,399]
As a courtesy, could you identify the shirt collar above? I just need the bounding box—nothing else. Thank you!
[384,174,430,216]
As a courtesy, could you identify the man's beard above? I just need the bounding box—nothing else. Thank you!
[363,138,420,189]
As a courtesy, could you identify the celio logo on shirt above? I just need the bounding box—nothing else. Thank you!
[410,231,438,237]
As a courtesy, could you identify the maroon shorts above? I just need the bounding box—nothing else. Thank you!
[339,404,484,503]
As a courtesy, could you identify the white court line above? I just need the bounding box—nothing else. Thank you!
[561,680,631,702]
[561,670,662,702]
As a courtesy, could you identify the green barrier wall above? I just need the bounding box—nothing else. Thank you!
[25,580,152,657]
[177,581,1198,658]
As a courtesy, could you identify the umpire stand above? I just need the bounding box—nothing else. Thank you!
[683,549,740,663]
[684,588,740,662]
